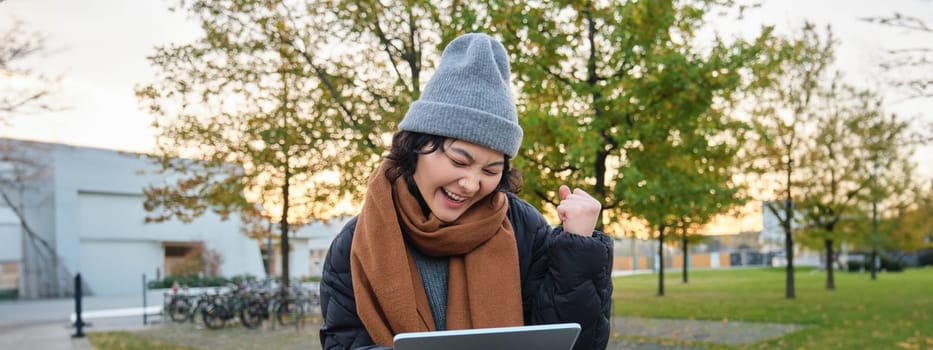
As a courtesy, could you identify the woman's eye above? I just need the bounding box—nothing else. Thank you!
[484,170,500,176]
[450,159,466,167]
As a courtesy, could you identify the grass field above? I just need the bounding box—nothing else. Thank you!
[87,331,199,350]
[87,267,932,349]
[613,267,933,349]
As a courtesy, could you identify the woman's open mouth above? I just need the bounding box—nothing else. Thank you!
[443,188,468,203]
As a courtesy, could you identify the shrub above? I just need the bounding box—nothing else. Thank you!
[302,275,322,282]
[880,255,905,272]
[918,249,933,267]
[847,260,864,272]
[146,275,229,289]
[229,274,258,286]
[0,289,17,300]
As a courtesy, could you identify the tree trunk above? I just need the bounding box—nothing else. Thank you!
[280,167,291,293]
[657,224,666,296]
[870,191,879,281]
[584,6,614,233]
[784,220,795,299]
[784,157,796,299]
[824,239,835,290]
[682,231,688,284]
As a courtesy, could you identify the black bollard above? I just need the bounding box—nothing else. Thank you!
[73,273,85,338]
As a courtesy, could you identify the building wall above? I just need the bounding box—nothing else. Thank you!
[673,253,713,268]
[0,141,59,298]
[0,219,21,292]
[293,216,351,278]
[717,253,731,267]
[79,240,163,295]
[2,139,266,297]
[614,256,652,271]
[0,222,20,262]
[75,190,265,295]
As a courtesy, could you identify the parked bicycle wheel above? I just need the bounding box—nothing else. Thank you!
[163,295,189,323]
[169,298,191,322]
[201,304,227,329]
[187,297,208,324]
[276,299,302,326]
[239,299,265,329]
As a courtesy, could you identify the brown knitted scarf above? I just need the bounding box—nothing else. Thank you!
[350,161,523,346]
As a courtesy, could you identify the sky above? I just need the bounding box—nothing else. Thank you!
[1,0,931,234]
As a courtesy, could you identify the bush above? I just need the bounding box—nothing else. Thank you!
[880,255,905,272]
[918,249,933,267]
[0,289,17,300]
[147,275,229,289]
[847,260,865,272]
[229,274,259,286]
[302,275,322,282]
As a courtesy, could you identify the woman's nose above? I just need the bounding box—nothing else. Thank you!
[458,174,480,194]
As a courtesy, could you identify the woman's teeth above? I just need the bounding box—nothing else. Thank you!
[444,189,467,202]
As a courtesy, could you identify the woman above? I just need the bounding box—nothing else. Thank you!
[319,33,613,350]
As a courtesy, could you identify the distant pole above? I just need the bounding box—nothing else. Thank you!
[72,274,85,338]
[142,274,148,325]
[632,235,638,272]
[266,232,273,277]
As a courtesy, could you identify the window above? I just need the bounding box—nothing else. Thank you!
[163,242,203,277]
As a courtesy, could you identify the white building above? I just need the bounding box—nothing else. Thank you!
[260,217,350,280]
[0,139,268,297]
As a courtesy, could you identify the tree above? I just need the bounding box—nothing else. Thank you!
[472,1,772,295]
[861,122,926,280]
[1,6,71,297]
[796,78,914,290]
[479,1,766,217]
[874,170,917,277]
[0,139,74,298]
[626,129,748,295]
[859,12,933,100]
[745,23,836,299]
[676,190,744,284]
[0,18,62,122]
[137,0,414,290]
[886,181,933,253]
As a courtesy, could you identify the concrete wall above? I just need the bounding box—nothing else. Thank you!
[0,218,20,262]
[79,240,164,295]
[2,139,266,297]
[614,256,652,271]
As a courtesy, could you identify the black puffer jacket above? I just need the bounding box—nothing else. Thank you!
[319,193,614,350]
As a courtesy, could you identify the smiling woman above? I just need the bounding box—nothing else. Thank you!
[318,33,614,350]
[411,139,505,224]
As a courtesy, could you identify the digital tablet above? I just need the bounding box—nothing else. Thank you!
[393,323,581,350]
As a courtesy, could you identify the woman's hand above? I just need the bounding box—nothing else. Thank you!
[556,185,601,236]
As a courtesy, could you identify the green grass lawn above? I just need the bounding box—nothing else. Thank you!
[613,267,933,349]
[87,331,199,350]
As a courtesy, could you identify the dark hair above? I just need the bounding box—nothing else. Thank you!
[385,131,522,193]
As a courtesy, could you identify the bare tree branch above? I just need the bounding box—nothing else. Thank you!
[0,19,64,122]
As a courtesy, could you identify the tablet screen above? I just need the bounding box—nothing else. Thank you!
[393,323,581,350]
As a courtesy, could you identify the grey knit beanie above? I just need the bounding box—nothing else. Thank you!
[398,33,523,158]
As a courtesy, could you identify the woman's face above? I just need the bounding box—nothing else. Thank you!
[412,139,505,224]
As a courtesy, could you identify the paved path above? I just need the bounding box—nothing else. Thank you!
[0,321,93,350]
[613,316,805,346]
[0,291,166,350]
